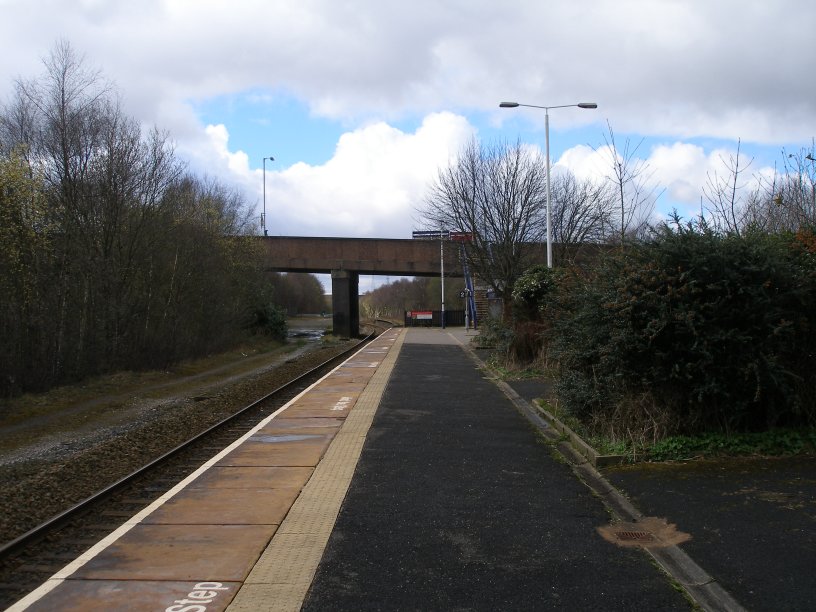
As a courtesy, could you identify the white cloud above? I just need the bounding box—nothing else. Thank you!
[555,140,782,222]
[203,124,252,177]
[2,0,814,146]
[224,112,476,238]
[555,144,610,183]
[1,0,813,245]
[648,143,709,205]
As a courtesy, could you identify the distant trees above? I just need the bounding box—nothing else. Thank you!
[269,273,326,316]
[0,41,284,396]
[359,277,464,320]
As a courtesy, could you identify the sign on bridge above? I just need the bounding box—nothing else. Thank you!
[412,230,448,240]
[412,230,475,242]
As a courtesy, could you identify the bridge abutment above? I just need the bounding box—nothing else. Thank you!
[331,270,359,338]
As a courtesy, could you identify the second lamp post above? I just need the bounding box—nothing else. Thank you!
[262,155,274,236]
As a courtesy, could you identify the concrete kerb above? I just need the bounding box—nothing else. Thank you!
[533,402,625,468]
[451,333,747,612]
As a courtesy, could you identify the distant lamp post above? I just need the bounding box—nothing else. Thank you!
[262,156,274,236]
[440,227,446,329]
[499,101,598,267]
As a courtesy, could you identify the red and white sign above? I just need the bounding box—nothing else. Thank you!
[409,311,433,320]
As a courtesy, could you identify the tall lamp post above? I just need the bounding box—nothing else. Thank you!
[499,101,597,267]
[262,156,274,236]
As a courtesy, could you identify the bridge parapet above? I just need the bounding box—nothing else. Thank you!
[262,236,465,338]
[262,236,461,276]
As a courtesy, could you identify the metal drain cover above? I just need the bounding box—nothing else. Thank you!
[597,517,691,548]
[615,530,655,542]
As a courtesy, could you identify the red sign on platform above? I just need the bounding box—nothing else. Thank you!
[409,311,433,320]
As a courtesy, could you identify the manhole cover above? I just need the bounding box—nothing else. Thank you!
[597,517,691,548]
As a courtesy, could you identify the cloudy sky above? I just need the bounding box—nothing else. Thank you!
[1,1,814,265]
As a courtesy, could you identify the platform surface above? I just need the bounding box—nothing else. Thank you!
[13,327,807,611]
[300,330,691,611]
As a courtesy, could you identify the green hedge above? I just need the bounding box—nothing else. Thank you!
[548,221,816,434]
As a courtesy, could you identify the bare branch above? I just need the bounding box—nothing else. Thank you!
[596,120,659,242]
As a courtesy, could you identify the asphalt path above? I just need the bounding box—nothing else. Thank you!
[604,456,816,612]
[303,343,691,610]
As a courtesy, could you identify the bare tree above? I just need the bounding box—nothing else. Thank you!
[597,121,660,243]
[702,138,754,235]
[712,141,816,235]
[4,41,115,377]
[750,144,816,232]
[418,138,547,303]
[550,169,616,262]
[0,40,267,393]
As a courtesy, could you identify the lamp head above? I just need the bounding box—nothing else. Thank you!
[499,102,519,108]
[578,103,598,109]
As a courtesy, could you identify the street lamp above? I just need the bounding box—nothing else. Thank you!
[499,101,598,267]
[262,156,274,236]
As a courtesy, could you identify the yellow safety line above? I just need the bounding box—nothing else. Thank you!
[226,329,406,612]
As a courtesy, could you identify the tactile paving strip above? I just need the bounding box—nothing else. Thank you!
[226,329,405,612]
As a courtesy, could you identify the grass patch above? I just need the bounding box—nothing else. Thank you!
[484,354,549,381]
[534,400,816,464]
[648,429,816,461]
[588,437,631,457]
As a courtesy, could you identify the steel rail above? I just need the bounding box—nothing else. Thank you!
[0,327,387,559]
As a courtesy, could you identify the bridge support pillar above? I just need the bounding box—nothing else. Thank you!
[331,270,359,338]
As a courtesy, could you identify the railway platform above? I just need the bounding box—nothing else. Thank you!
[10,330,402,611]
[11,326,813,611]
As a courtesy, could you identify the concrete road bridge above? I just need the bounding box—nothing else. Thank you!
[262,236,464,337]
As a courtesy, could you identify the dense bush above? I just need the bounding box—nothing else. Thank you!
[550,219,816,435]
[512,264,558,321]
[247,296,288,342]
[474,315,515,354]
[503,265,559,362]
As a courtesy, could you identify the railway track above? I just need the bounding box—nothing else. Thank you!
[0,325,389,608]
